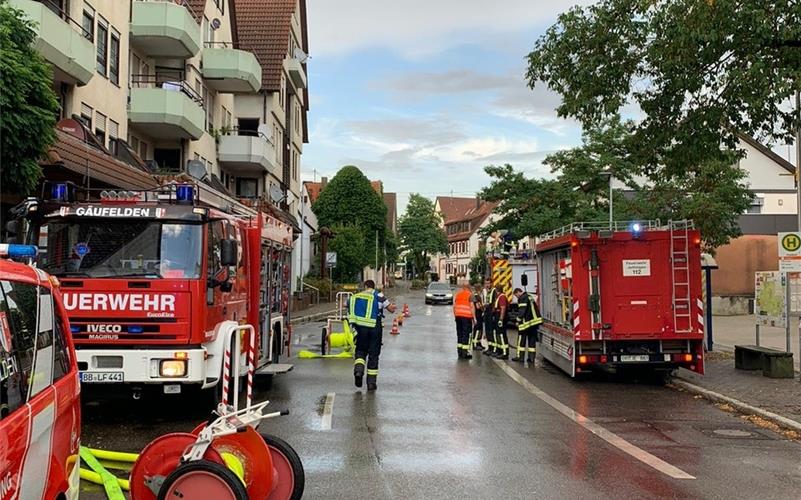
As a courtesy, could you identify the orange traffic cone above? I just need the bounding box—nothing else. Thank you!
[403,303,410,318]
[390,317,400,335]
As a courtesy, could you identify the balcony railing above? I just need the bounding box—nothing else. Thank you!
[130,73,204,108]
[134,0,201,23]
[34,0,92,39]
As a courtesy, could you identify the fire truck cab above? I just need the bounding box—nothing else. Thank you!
[12,181,294,399]
[0,244,81,499]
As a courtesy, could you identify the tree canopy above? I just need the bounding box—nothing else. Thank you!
[526,0,801,170]
[312,166,389,271]
[398,194,448,279]
[328,224,368,282]
[0,2,60,194]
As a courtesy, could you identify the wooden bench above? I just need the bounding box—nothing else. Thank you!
[735,345,795,379]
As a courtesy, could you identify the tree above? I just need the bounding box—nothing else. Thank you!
[0,2,60,194]
[328,225,368,282]
[468,246,487,285]
[398,194,448,279]
[312,166,388,268]
[481,117,753,250]
[526,0,801,173]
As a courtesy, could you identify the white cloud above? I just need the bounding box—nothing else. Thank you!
[308,1,595,58]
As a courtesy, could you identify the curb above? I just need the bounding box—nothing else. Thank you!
[292,309,336,325]
[672,378,801,434]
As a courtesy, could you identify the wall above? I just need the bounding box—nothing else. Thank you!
[711,235,778,297]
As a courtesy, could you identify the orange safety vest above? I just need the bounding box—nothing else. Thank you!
[454,288,474,318]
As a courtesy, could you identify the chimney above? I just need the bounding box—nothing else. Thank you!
[476,196,481,209]
[321,176,328,189]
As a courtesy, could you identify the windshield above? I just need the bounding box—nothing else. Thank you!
[428,283,451,292]
[37,219,203,279]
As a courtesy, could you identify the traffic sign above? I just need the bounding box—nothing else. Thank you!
[778,232,801,272]
[326,251,337,268]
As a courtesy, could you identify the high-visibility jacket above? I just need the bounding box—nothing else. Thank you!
[453,288,473,318]
[517,293,543,331]
[349,290,379,327]
[485,288,497,312]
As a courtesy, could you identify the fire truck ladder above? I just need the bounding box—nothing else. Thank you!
[670,220,692,333]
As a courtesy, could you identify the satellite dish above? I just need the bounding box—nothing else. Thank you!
[186,160,208,181]
[293,47,309,64]
[211,18,221,30]
[269,185,285,204]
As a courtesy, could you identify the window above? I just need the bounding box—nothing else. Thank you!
[207,221,226,282]
[95,112,106,146]
[237,178,258,198]
[203,87,213,133]
[109,29,120,85]
[108,119,119,154]
[82,3,95,42]
[154,148,181,171]
[279,75,285,109]
[203,16,214,45]
[79,103,93,128]
[139,140,148,160]
[96,17,108,76]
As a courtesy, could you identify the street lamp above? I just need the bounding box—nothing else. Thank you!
[598,170,613,227]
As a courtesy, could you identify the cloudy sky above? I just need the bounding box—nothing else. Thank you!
[302,1,594,212]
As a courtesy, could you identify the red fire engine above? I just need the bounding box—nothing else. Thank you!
[534,221,705,377]
[12,181,295,399]
[0,244,81,499]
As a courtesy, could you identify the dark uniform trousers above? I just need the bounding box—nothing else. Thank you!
[495,313,509,358]
[354,323,382,382]
[515,325,539,361]
[455,317,473,356]
[483,307,496,352]
[472,309,484,349]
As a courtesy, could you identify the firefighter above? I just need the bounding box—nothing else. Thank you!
[349,280,396,391]
[493,285,510,359]
[512,288,542,363]
[471,284,484,351]
[481,278,498,356]
[453,283,475,359]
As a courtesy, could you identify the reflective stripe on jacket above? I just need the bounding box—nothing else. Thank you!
[453,289,473,318]
[517,293,543,330]
[349,290,378,327]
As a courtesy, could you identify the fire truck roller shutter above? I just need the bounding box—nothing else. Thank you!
[492,260,512,298]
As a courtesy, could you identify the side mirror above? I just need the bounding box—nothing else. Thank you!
[521,274,528,287]
[221,239,237,266]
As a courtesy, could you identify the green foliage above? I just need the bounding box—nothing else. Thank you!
[468,246,487,285]
[312,166,388,268]
[480,117,753,251]
[526,0,801,172]
[301,276,332,300]
[0,2,60,194]
[398,194,448,279]
[410,279,428,290]
[328,224,368,282]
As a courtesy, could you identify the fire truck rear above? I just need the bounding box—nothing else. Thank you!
[535,221,705,377]
[13,182,294,398]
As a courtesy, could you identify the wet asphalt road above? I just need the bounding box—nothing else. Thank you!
[82,289,801,499]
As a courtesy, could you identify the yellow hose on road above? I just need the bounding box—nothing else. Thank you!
[86,448,139,463]
[298,350,353,359]
[79,468,130,491]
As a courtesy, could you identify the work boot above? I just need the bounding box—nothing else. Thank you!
[511,356,523,362]
[482,349,493,356]
[463,352,473,360]
[354,365,364,388]
[366,375,377,391]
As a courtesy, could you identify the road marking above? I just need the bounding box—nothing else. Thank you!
[494,360,695,480]
[321,392,335,430]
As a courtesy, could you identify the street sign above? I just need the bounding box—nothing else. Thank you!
[755,271,787,327]
[326,251,337,268]
[778,232,801,272]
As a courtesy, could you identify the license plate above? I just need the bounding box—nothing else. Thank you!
[163,384,181,394]
[80,372,124,383]
[620,355,650,362]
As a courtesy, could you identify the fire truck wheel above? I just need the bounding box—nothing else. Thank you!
[157,460,248,500]
[260,434,305,500]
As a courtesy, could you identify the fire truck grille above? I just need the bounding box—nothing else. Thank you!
[69,317,182,341]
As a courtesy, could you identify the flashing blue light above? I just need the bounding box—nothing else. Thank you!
[70,325,80,334]
[128,325,144,334]
[631,223,642,233]
[0,244,38,259]
[175,184,194,203]
[51,183,69,201]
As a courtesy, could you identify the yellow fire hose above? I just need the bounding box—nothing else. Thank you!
[79,468,131,492]
[79,447,127,498]
[299,322,356,359]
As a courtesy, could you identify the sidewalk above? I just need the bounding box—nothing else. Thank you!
[712,315,800,370]
[291,301,337,324]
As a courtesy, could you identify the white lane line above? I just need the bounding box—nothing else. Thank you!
[494,360,695,480]
[321,392,336,430]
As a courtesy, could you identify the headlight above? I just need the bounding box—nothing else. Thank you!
[160,360,187,377]
[444,294,453,298]
[426,293,433,297]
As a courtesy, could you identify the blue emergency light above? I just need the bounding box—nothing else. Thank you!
[175,184,194,203]
[0,244,38,259]
[51,183,69,202]
[128,325,144,334]
[70,325,80,334]
[629,222,644,239]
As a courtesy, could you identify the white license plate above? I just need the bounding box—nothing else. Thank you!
[620,355,650,362]
[80,372,124,383]
[163,384,181,394]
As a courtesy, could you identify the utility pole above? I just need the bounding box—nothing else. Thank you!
[796,90,801,233]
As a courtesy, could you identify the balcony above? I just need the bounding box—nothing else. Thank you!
[218,130,277,175]
[285,58,307,90]
[128,76,205,140]
[9,0,94,85]
[130,0,201,59]
[202,43,262,94]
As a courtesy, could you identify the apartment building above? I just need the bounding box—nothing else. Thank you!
[441,200,496,284]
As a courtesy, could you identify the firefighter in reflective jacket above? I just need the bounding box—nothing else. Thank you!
[349,279,396,391]
[512,288,543,363]
[453,283,475,359]
[481,279,498,356]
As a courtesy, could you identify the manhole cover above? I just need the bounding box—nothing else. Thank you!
[713,429,753,438]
